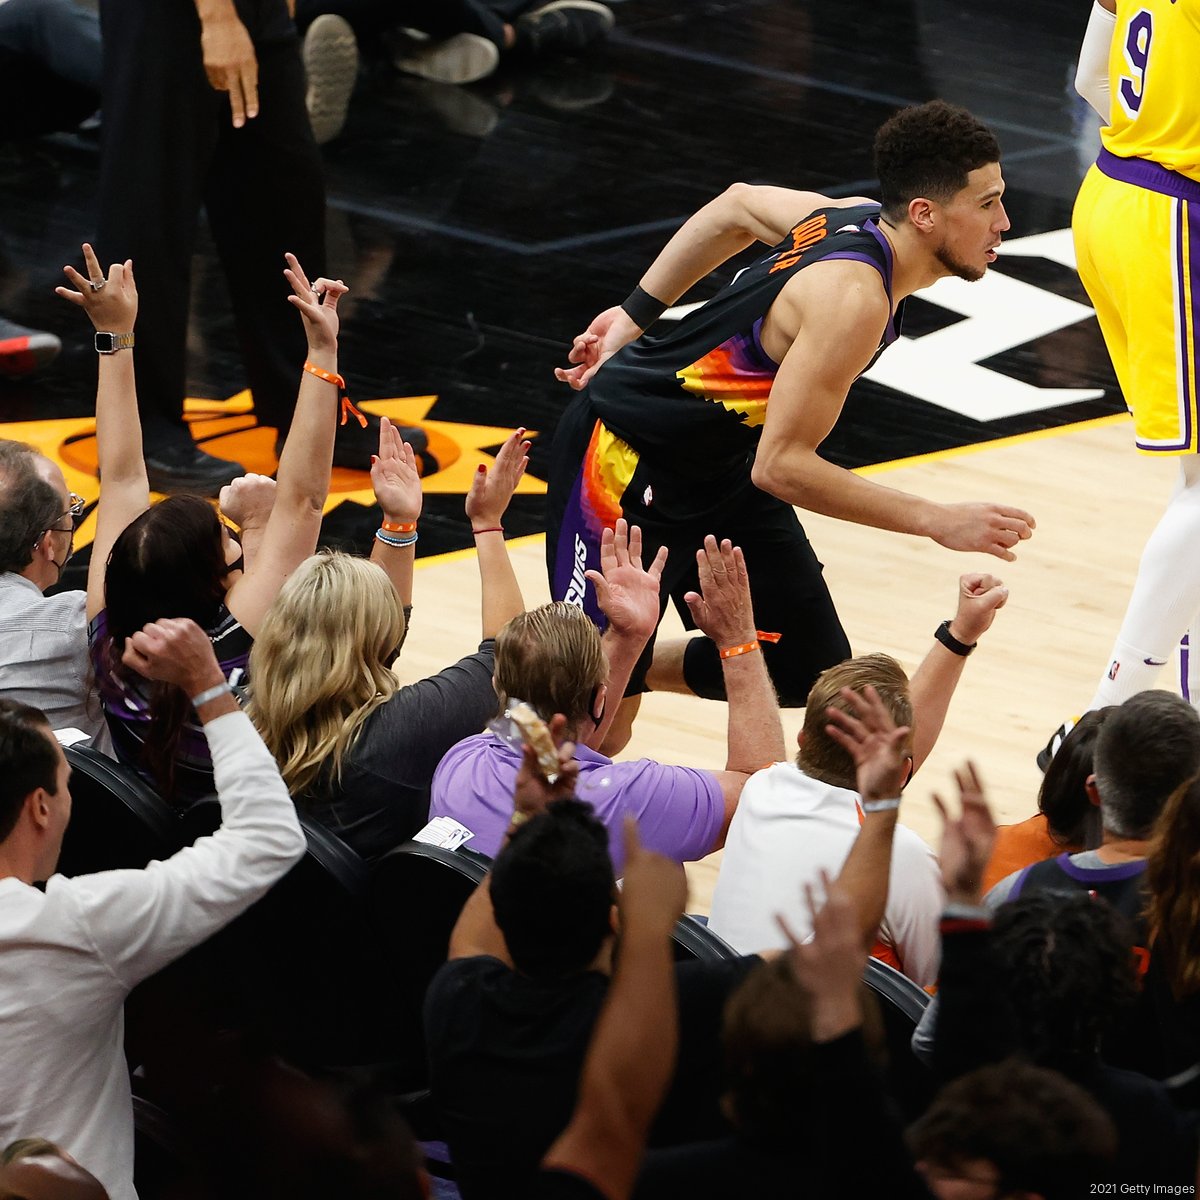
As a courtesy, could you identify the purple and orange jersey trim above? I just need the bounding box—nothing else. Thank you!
[675,325,777,430]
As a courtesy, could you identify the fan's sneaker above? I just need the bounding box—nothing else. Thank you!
[394,31,500,85]
[304,14,360,145]
[1036,717,1078,773]
[514,1,615,58]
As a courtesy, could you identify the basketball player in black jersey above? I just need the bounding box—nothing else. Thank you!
[547,100,1034,748]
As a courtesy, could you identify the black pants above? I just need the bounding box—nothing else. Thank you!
[546,395,851,708]
[97,0,326,446]
[294,0,533,44]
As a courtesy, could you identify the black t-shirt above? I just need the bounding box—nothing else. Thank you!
[424,953,760,1200]
[298,643,496,861]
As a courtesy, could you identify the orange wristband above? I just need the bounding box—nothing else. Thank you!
[303,359,344,388]
[303,360,369,429]
[719,640,760,660]
[381,520,417,534]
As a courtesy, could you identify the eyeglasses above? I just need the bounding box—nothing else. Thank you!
[37,494,86,548]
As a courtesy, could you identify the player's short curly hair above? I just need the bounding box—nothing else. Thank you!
[874,100,1001,223]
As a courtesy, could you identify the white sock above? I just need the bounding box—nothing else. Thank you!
[1089,457,1200,709]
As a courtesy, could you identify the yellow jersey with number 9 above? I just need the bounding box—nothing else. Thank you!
[1103,0,1200,181]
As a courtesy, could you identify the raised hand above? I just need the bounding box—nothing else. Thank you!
[932,501,1036,562]
[554,306,642,391]
[199,8,259,128]
[933,761,997,906]
[283,252,347,353]
[824,684,911,805]
[219,473,277,532]
[776,870,867,1016]
[619,817,687,938]
[121,617,224,697]
[683,536,755,651]
[55,243,138,333]
[371,416,423,525]
[465,428,531,528]
[948,573,1009,646]
[585,519,667,643]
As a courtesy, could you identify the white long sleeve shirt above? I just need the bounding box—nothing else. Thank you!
[0,711,306,1200]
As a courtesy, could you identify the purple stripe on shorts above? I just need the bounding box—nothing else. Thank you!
[551,457,609,632]
[1190,199,1200,449]
[1097,147,1200,203]
[1178,200,1193,451]
[1182,633,1190,703]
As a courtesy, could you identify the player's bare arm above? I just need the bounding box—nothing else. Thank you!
[752,262,1035,561]
[556,186,876,391]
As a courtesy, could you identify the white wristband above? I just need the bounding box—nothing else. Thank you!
[861,797,902,813]
[191,681,233,708]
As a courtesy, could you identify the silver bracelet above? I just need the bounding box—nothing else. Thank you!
[861,797,902,813]
[191,681,233,708]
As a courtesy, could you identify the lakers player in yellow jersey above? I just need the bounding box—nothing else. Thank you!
[1065,0,1200,728]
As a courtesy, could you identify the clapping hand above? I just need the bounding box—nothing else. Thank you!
[824,685,912,808]
[586,519,667,643]
[466,428,531,528]
[56,243,138,333]
[934,762,997,907]
[283,253,347,353]
[371,417,422,526]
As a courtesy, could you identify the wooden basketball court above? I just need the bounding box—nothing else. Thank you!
[392,412,1171,910]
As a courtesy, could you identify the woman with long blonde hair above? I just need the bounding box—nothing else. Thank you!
[248,426,529,858]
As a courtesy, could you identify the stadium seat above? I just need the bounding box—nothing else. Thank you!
[56,744,178,877]
[863,956,935,1120]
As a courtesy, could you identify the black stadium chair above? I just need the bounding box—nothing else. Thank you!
[671,913,738,962]
[57,745,179,877]
[368,840,492,1079]
[863,956,936,1120]
[131,1094,198,1200]
[127,803,395,1087]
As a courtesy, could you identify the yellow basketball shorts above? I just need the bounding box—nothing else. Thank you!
[1074,148,1200,454]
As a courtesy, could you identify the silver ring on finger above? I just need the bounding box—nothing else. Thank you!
[89,279,106,292]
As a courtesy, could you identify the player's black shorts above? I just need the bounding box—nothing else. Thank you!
[546,394,850,706]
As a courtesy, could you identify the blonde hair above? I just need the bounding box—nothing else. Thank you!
[248,552,405,797]
[798,653,913,788]
[494,602,606,732]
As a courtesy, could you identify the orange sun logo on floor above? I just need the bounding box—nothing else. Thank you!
[2,390,544,553]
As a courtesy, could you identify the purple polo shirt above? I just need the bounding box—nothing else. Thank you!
[430,733,725,873]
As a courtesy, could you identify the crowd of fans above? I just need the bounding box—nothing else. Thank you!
[0,241,1198,1200]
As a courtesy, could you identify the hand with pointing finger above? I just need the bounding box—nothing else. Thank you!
[199,8,259,129]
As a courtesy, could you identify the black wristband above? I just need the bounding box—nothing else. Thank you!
[934,619,976,657]
[620,284,668,330]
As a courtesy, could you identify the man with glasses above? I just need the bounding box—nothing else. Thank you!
[0,440,110,752]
